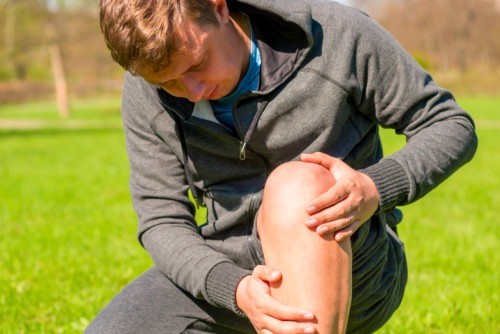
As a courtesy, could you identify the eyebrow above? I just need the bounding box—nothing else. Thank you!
[157,79,174,86]
[154,29,209,86]
[156,54,205,87]
[187,56,205,71]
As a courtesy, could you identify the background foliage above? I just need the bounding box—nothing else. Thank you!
[0,0,499,103]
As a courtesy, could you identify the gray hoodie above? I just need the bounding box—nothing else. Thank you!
[120,0,477,331]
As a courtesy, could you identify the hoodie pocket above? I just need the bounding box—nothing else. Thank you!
[201,186,261,237]
[201,186,264,269]
[246,191,264,266]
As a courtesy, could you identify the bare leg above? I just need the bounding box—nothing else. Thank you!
[258,161,352,334]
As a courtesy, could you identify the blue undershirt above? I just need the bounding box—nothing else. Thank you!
[210,21,261,132]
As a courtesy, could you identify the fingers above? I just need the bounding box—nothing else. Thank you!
[257,293,315,322]
[304,189,367,238]
[305,183,349,215]
[306,218,361,242]
[244,266,317,334]
[253,265,282,283]
[253,297,317,334]
[253,298,316,333]
[306,206,361,240]
[308,213,358,235]
[300,152,339,170]
[300,152,379,240]
[251,266,318,320]
[305,178,359,229]
[334,220,362,241]
[258,316,316,334]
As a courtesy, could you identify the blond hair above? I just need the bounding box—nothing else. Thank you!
[100,0,218,74]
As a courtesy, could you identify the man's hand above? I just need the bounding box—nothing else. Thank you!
[236,265,317,334]
[300,152,380,242]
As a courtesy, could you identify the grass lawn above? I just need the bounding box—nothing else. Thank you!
[0,96,498,333]
[377,95,500,333]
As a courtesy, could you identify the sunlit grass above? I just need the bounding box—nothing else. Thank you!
[0,128,152,332]
[378,96,499,333]
[0,96,122,120]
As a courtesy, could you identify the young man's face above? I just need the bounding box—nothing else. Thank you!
[139,5,250,102]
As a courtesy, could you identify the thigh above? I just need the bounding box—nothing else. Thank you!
[85,267,255,334]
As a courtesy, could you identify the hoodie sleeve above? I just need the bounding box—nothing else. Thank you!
[121,73,251,315]
[339,9,478,210]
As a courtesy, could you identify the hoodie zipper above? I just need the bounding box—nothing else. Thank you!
[233,93,270,161]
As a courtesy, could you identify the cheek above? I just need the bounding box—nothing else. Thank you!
[209,56,240,82]
[161,86,185,98]
[219,66,241,87]
[204,58,241,95]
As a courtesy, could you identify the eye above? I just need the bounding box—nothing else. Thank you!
[160,80,176,89]
[188,56,206,72]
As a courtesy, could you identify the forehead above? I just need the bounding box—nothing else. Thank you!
[139,19,208,80]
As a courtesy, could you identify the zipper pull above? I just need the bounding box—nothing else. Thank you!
[239,141,247,160]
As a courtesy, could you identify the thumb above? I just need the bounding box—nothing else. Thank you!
[253,265,282,283]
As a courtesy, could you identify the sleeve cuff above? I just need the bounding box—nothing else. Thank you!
[359,158,411,210]
[206,262,252,317]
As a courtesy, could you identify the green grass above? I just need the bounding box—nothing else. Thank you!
[0,128,152,333]
[457,96,499,119]
[378,96,500,333]
[0,97,122,120]
[0,96,498,332]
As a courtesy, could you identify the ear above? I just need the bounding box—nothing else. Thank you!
[212,0,230,24]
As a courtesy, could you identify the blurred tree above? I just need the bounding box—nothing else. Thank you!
[0,0,121,105]
[1,0,498,104]
[44,0,70,117]
[2,0,14,75]
[0,0,47,80]
[354,0,500,72]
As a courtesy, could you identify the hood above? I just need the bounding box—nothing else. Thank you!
[232,0,314,47]
[229,0,314,92]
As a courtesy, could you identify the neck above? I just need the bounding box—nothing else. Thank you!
[229,11,251,79]
[230,11,251,45]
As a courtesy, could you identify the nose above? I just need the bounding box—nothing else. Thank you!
[181,75,206,102]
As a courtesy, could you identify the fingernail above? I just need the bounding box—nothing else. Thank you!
[304,327,315,333]
[303,313,314,320]
[305,218,317,226]
[317,226,328,234]
[306,205,316,212]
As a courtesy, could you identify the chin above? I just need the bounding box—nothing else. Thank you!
[222,84,238,98]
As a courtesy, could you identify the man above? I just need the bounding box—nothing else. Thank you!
[88,0,477,333]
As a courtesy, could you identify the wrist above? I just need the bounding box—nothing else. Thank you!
[235,275,251,312]
[359,158,410,210]
[359,171,380,214]
[206,262,251,317]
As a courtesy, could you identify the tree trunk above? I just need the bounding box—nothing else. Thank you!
[49,42,69,118]
[45,2,70,118]
[4,1,15,70]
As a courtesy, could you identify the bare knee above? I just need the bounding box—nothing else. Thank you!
[259,161,334,233]
[264,160,334,202]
